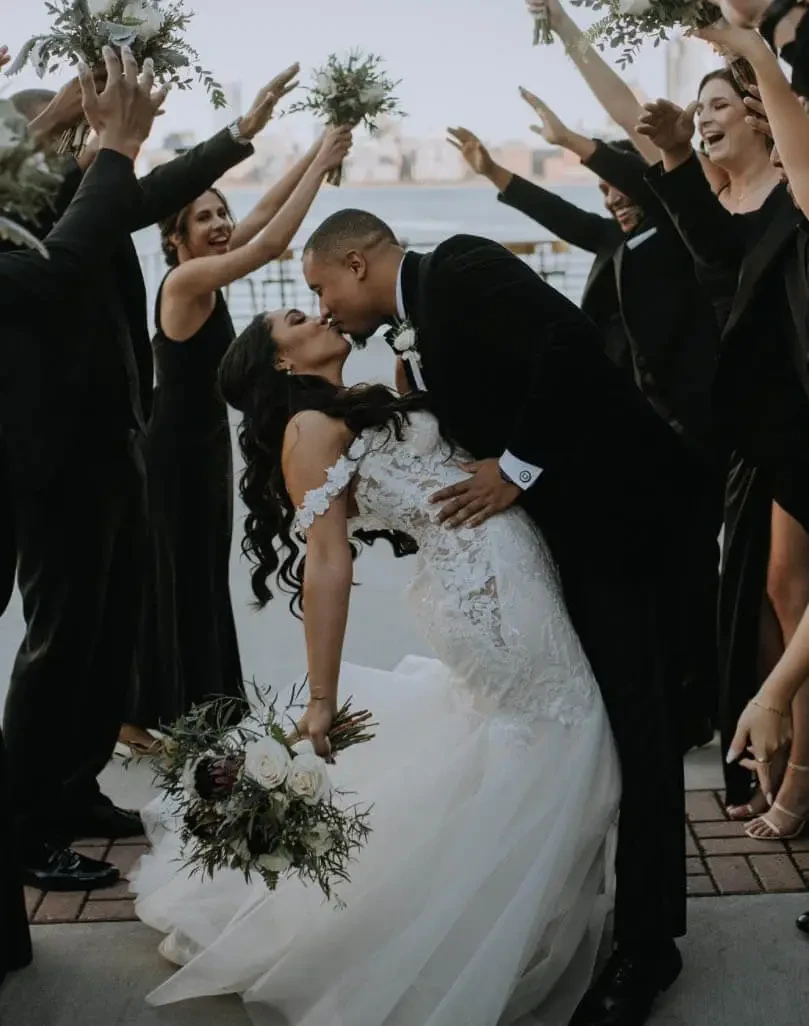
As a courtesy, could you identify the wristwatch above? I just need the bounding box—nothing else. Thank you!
[227,119,251,146]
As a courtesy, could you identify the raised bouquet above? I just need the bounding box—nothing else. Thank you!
[0,100,62,255]
[285,51,404,186]
[7,0,226,154]
[153,684,375,903]
[575,0,720,64]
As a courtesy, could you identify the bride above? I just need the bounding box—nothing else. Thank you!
[131,310,621,1026]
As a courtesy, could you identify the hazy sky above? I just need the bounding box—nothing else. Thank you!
[3,0,721,144]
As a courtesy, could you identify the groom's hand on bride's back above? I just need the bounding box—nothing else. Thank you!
[430,458,520,529]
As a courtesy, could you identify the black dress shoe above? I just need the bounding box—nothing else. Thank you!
[70,803,143,841]
[570,943,683,1026]
[22,845,120,892]
[797,910,809,933]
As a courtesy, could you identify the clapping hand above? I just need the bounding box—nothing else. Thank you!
[520,88,570,146]
[446,127,494,176]
[637,99,697,157]
[239,63,300,141]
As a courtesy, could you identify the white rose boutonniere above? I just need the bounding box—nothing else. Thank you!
[390,321,426,391]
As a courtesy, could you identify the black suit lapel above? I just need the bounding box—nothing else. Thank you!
[581,247,615,305]
[724,198,802,338]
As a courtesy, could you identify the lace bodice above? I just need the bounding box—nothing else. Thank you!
[295,412,596,728]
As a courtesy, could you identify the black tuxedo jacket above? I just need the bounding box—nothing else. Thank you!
[0,129,252,485]
[399,236,694,558]
[497,141,721,460]
[648,155,809,460]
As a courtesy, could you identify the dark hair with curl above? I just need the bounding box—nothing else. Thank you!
[159,187,235,267]
[218,314,429,615]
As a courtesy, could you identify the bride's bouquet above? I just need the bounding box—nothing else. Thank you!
[576,0,720,63]
[152,683,375,904]
[0,100,62,255]
[284,51,403,186]
[7,1,226,154]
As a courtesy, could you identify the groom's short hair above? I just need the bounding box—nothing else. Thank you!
[304,209,398,260]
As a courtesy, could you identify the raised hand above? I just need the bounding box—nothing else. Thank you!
[695,17,772,60]
[520,88,570,146]
[239,63,300,141]
[314,125,353,173]
[79,46,168,160]
[717,0,770,27]
[447,127,494,176]
[637,99,696,157]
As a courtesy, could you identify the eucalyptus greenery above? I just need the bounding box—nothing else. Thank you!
[0,99,62,255]
[150,681,375,904]
[284,51,404,185]
[7,1,225,152]
[573,0,720,66]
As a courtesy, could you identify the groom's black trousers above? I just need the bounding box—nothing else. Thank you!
[3,427,146,852]
[533,498,691,947]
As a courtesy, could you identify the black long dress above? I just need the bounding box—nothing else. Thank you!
[129,281,243,729]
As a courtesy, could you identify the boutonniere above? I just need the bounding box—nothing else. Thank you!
[389,321,427,391]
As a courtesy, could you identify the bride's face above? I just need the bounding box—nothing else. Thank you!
[267,309,350,375]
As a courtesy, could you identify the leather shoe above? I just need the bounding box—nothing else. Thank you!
[70,803,144,841]
[797,910,809,933]
[22,844,120,892]
[570,943,682,1026]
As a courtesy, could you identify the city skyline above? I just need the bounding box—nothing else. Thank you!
[4,0,723,147]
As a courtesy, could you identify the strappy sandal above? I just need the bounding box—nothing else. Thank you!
[745,762,809,841]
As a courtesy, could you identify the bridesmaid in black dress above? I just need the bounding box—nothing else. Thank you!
[123,127,352,751]
[0,727,31,985]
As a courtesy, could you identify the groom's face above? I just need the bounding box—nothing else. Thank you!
[303,249,381,342]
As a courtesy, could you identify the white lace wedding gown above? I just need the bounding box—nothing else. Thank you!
[131,411,621,1026]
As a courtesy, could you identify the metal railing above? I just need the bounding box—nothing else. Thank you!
[139,238,592,332]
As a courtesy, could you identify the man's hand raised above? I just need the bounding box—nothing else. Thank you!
[79,45,168,161]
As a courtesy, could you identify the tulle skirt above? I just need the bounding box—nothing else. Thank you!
[131,655,620,1026]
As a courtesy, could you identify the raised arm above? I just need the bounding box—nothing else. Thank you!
[133,64,300,231]
[447,126,613,253]
[525,0,661,164]
[0,47,162,308]
[283,410,355,757]
[228,135,323,251]
[162,128,351,304]
[638,99,744,271]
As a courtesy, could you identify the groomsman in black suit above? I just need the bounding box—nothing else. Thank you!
[0,44,163,978]
[449,121,725,749]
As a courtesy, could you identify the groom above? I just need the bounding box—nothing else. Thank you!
[303,212,703,1026]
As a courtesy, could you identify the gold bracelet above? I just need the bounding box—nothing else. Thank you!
[309,695,331,702]
[751,698,789,718]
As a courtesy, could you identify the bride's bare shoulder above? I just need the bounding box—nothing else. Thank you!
[282,412,355,498]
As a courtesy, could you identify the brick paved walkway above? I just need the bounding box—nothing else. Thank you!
[686,790,809,896]
[23,791,809,924]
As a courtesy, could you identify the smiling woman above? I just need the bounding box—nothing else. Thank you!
[121,98,352,752]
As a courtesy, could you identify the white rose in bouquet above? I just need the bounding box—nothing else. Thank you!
[121,1,164,41]
[305,822,334,856]
[258,848,292,873]
[314,71,336,97]
[181,756,203,797]
[617,0,653,13]
[243,736,291,790]
[359,85,385,107]
[292,739,315,756]
[287,753,330,806]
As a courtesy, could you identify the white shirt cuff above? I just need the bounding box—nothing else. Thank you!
[499,451,543,490]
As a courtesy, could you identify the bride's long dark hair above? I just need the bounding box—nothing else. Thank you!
[218,314,430,614]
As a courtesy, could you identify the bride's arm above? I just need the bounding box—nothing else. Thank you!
[283,411,355,757]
